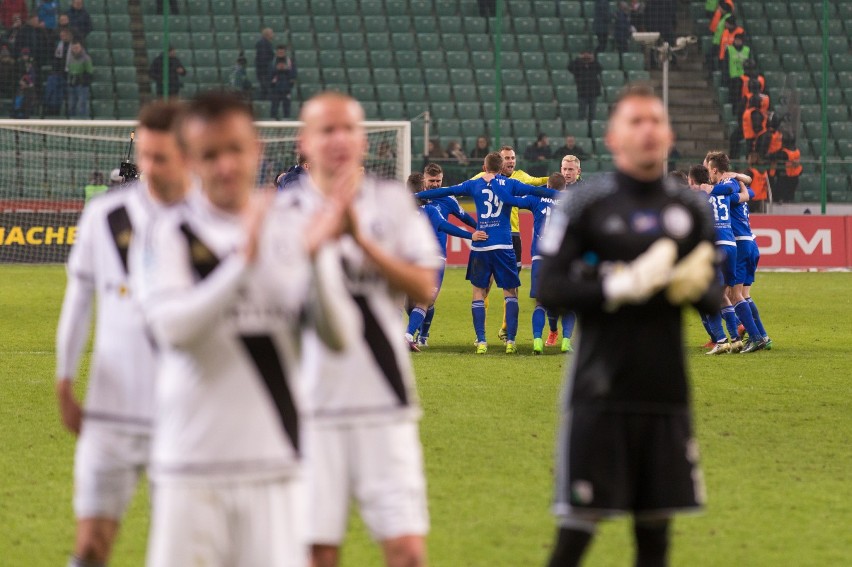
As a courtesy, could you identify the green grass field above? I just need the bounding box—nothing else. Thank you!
[1,266,850,566]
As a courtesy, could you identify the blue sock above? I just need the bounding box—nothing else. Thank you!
[708,313,726,342]
[420,305,435,339]
[505,297,519,342]
[746,297,767,337]
[734,300,762,343]
[721,306,739,339]
[406,307,426,336]
[472,300,486,343]
[532,305,546,339]
[547,312,559,332]
[562,311,576,339]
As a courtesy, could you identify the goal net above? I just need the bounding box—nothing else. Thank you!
[0,119,411,263]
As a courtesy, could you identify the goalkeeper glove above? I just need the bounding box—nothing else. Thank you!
[602,238,678,312]
[665,241,716,305]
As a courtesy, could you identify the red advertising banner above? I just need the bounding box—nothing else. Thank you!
[445,213,852,269]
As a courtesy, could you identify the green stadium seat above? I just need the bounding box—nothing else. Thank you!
[360,0,383,16]
[312,15,336,33]
[563,119,587,136]
[513,18,537,35]
[770,20,795,36]
[373,68,398,84]
[474,68,495,85]
[348,68,371,84]
[788,3,813,20]
[458,105,482,120]
[91,100,115,119]
[545,52,569,72]
[467,35,491,51]
[556,85,578,103]
[566,35,592,54]
[539,118,563,140]
[798,36,822,54]
[534,102,558,120]
[509,103,533,119]
[513,120,538,138]
[626,70,650,82]
[501,52,522,70]
[442,33,467,51]
[345,51,369,68]
[379,102,405,119]
[521,52,546,70]
[781,54,805,72]
[745,18,770,36]
[537,19,562,36]
[113,67,136,83]
[184,0,208,16]
[502,69,526,86]
[439,16,463,33]
[558,0,582,18]
[210,0,233,15]
[115,82,139,99]
[505,85,531,102]
[509,2,533,17]
[322,68,347,84]
[525,69,550,86]
[530,85,554,101]
[472,51,495,68]
[601,71,625,87]
[756,53,782,72]
[837,140,852,157]
[217,33,240,50]
[795,20,819,36]
[281,0,308,13]
[393,51,416,69]
[478,87,498,105]
[399,68,423,85]
[402,84,426,102]
[111,49,134,67]
[298,83,322,100]
[292,32,317,49]
[116,100,139,119]
[235,0,258,15]
[417,33,441,51]
[410,0,433,16]
[263,15,285,30]
[86,32,109,49]
[350,84,375,101]
[316,33,340,49]
[212,15,234,31]
[363,16,387,33]
[431,102,456,119]
[391,33,416,50]
[517,34,543,52]
[437,119,462,137]
[763,4,788,19]
[194,50,217,67]
[428,84,452,102]
[621,53,645,72]
[749,36,774,56]
[597,52,620,70]
[839,72,852,89]
[387,15,411,31]
[424,68,448,86]
[319,51,342,67]
[832,122,852,139]
[499,35,519,51]
[446,51,471,69]
[463,16,487,34]
[450,69,476,89]
[421,51,445,68]
[366,33,390,49]
[375,83,401,102]
[195,67,221,85]
[406,101,428,116]
[813,72,839,89]
[341,33,365,50]
[827,37,849,55]
[827,105,849,122]
[361,101,379,118]
[590,120,608,138]
[90,82,113,99]
[775,36,800,55]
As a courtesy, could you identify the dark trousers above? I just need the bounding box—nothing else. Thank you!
[773,176,799,203]
[257,69,272,99]
[156,0,179,14]
[271,91,291,119]
[596,32,608,52]
[578,96,597,123]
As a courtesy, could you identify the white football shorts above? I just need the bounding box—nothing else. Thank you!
[305,420,429,544]
[146,477,307,567]
[73,423,150,519]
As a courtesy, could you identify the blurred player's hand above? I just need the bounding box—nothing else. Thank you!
[472,230,487,241]
[242,186,276,264]
[603,238,678,311]
[56,379,82,436]
[666,241,715,305]
[306,166,360,256]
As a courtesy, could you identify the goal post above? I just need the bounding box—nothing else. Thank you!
[0,118,411,263]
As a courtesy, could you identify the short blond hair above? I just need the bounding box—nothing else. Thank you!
[561,154,581,166]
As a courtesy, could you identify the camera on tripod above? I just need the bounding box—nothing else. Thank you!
[117,131,140,184]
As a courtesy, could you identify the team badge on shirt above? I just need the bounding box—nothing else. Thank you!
[661,204,693,239]
[630,211,660,234]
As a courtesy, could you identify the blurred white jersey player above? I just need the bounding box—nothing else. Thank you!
[138,91,356,567]
[55,101,190,567]
[290,92,440,567]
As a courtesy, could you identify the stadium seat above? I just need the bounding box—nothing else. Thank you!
[534,102,558,120]
[505,85,531,102]
[439,16,463,33]
[431,102,456,120]
[402,84,427,102]
[116,100,139,119]
[91,100,116,119]
[601,71,625,88]
[442,34,467,52]
[463,17,487,34]
[546,52,570,71]
[322,68,347,84]
[427,84,452,102]
[525,69,550,86]
[376,84,402,101]
[399,68,423,85]
[501,52,522,70]
[467,35,491,52]
[379,101,406,119]
[775,36,800,55]
[781,54,805,72]
[597,52,620,70]
[539,119,563,140]
[555,86,578,103]
[796,20,819,37]
[458,104,482,120]
[115,82,139,99]
[558,0,582,18]
[446,51,472,69]
[374,68,398,84]
[517,34,543,52]
[509,103,534,120]
[194,50,218,67]
[391,33,416,50]
[387,15,412,31]
[416,33,441,51]
[184,0,208,16]
[472,51,495,68]
[319,51,343,67]
[348,68,371,84]
[113,67,136,83]
[452,82,478,101]
[513,120,537,138]
[345,51,369,68]
[111,50,134,67]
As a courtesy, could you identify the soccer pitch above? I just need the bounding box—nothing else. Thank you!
[1,265,849,566]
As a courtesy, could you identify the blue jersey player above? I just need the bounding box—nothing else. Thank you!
[415,152,542,354]
[730,181,772,351]
[701,152,766,354]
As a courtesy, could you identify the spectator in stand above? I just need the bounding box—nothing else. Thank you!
[0,0,27,29]
[12,72,35,117]
[427,138,448,159]
[552,135,589,160]
[53,26,70,73]
[43,27,70,115]
[568,50,603,122]
[16,46,37,92]
[156,0,179,14]
[377,140,396,160]
[708,1,733,71]
[65,39,91,117]
[739,93,769,158]
[614,2,633,54]
[228,54,252,100]
[84,171,108,202]
[646,0,676,48]
[766,134,802,204]
[469,135,490,159]
[447,140,468,165]
[744,152,769,212]
[0,43,16,99]
[148,46,186,98]
[255,28,274,99]
[273,44,296,82]
[66,0,92,40]
[20,15,50,67]
[718,16,744,63]
[628,0,646,31]
[704,0,718,18]
[269,55,295,119]
[524,134,552,176]
[37,0,59,34]
[593,0,610,53]
[4,15,24,57]
[723,33,749,104]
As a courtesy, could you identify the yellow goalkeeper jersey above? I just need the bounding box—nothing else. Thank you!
[471,169,549,232]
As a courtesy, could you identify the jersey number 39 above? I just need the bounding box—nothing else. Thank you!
[481,188,504,219]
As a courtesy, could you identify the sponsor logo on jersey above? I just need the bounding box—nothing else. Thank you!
[661,204,693,239]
